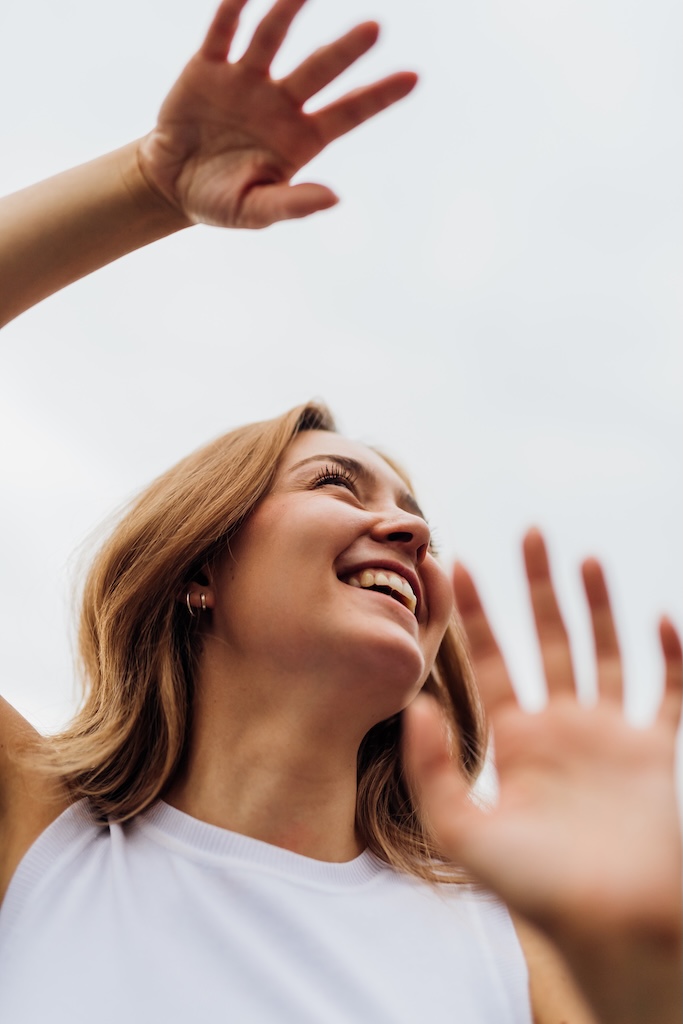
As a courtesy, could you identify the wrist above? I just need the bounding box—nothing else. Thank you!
[559,928,682,1024]
[121,138,193,233]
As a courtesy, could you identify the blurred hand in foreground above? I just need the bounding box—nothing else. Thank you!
[404,529,682,1023]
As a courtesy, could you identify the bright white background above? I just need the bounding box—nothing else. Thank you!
[0,0,680,793]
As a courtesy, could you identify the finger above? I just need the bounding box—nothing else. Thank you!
[523,528,576,697]
[199,0,250,61]
[237,181,339,228]
[581,558,623,702]
[657,616,683,730]
[453,561,517,716]
[402,694,477,855]
[241,0,309,72]
[282,22,379,105]
[311,72,418,146]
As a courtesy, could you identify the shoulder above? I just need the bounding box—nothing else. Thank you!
[513,914,599,1024]
[0,695,70,904]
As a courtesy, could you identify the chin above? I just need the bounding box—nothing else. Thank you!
[333,625,427,708]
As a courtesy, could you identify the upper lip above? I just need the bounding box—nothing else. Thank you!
[337,559,424,619]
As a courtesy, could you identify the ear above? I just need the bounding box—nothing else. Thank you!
[179,566,217,613]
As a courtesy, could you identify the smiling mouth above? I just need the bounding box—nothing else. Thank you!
[341,569,418,616]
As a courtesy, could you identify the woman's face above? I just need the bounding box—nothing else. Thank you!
[206,431,454,725]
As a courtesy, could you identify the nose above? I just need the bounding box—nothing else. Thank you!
[370,510,431,565]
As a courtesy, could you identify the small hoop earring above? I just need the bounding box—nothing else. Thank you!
[200,593,207,611]
[186,592,196,618]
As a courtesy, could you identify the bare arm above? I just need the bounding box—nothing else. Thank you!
[515,917,599,1024]
[0,0,417,894]
[0,697,70,905]
[405,530,682,1024]
[0,0,416,329]
[0,144,188,329]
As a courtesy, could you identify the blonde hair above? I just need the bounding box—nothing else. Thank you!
[43,401,485,883]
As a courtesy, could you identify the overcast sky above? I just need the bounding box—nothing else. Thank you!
[0,0,681,795]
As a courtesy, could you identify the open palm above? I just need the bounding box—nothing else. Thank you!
[138,0,416,228]
[405,530,682,945]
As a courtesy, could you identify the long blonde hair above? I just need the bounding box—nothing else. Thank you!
[44,401,486,882]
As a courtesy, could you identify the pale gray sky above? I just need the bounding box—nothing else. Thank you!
[0,0,680,793]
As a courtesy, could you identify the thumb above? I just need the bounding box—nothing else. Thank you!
[238,181,339,228]
[403,694,478,858]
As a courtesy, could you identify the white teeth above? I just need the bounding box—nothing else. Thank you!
[344,568,417,615]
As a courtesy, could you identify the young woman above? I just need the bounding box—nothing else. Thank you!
[0,2,680,1022]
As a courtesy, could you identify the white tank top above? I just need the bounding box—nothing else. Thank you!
[0,800,531,1023]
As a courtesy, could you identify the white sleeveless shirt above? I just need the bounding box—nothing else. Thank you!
[0,800,532,1023]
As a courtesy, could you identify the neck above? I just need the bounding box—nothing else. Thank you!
[165,647,370,863]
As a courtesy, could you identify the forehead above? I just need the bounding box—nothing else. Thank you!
[278,431,411,492]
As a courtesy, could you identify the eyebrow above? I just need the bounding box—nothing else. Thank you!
[288,453,427,522]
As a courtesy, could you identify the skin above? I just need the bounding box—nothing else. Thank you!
[0,0,417,326]
[403,532,683,1024]
[167,431,453,861]
[0,1,680,1020]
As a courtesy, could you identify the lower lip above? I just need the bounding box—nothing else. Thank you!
[344,585,419,624]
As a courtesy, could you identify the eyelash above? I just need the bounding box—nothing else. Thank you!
[311,464,358,491]
[311,463,435,549]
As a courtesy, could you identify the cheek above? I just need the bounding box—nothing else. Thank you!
[216,503,335,616]
[419,565,455,670]
[426,563,455,631]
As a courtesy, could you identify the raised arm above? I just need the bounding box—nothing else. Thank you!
[0,0,417,905]
[404,530,682,1024]
[0,0,416,328]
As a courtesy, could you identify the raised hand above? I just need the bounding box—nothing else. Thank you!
[137,0,417,229]
[404,529,682,1022]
